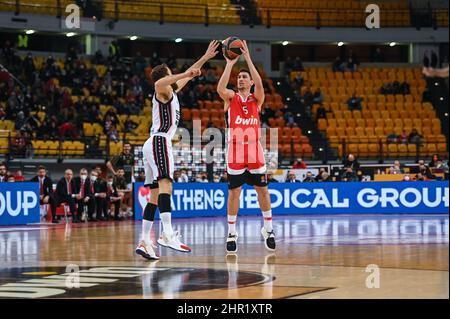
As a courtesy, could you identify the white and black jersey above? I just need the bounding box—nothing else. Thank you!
[143,92,180,185]
[150,92,180,140]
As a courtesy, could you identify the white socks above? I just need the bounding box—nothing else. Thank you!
[160,212,174,237]
[228,215,237,235]
[141,220,153,247]
[262,210,273,232]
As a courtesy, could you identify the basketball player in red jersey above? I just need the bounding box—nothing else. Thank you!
[217,40,275,253]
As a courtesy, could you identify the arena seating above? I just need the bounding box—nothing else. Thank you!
[254,0,448,28]
[294,67,448,159]
[0,52,315,160]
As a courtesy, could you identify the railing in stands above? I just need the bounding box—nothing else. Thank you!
[0,0,447,28]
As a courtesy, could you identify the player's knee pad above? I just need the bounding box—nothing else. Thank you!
[143,202,158,221]
[158,193,172,213]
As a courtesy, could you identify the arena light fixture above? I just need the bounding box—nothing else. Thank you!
[389,42,397,47]
[25,29,35,35]
[66,32,76,37]
[175,38,183,43]
[129,36,138,41]
[337,42,344,47]
[282,41,289,46]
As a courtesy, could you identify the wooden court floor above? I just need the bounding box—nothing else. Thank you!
[0,214,448,299]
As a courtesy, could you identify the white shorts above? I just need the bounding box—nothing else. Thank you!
[142,135,174,187]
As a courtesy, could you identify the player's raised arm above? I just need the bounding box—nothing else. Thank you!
[154,68,201,101]
[175,40,220,93]
[218,56,237,110]
[240,40,264,109]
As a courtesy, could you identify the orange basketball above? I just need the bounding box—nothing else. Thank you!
[222,36,243,60]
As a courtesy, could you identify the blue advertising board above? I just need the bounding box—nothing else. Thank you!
[134,181,449,220]
[0,182,40,226]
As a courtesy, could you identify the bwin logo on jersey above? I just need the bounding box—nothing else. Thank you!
[235,115,258,125]
[0,191,38,217]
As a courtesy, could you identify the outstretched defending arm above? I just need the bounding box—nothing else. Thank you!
[240,40,265,109]
[175,40,220,93]
[155,69,201,102]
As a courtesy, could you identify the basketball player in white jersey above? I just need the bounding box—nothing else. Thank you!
[136,40,220,260]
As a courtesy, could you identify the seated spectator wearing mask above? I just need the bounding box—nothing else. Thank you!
[73,168,92,222]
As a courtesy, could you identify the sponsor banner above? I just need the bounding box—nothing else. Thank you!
[134,181,449,220]
[0,183,40,226]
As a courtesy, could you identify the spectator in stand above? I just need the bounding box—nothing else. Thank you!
[7,175,15,182]
[292,158,307,169]
[408,128,423,144]
[0,163,7,182]
[14,169,25,182]
[319,171,332,182]
[286,171,301,183]
[292,56,305,72]
[302,171,315,182]
[316,104,327,120]
[11,130,27,157]
[346,58,357,72]
[342,154,360,173]
[418,160,435,179]
[429,154,441,168]
[347,93,362,111]
[341,167,359,182]
[124,115,138,135]
[30,165,58,223]
[313,88,324,104]
[399,130,408,144]
[285,56,294,74]
[371,47,385,62]
[314,168,326,182]
[136,170,146,182]
[332,56,344,72]
[56,169,78,223]
[389,160,404,174]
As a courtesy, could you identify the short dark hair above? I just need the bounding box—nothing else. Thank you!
[117,167,124,171]
[151,64,170,83]
[37,165,46,171]
[238,69,252,79]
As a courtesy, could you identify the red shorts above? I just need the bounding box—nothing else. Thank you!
[227,141,266,175]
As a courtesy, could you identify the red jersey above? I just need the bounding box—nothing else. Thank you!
[225,93,260,143]
[225,93,266,175]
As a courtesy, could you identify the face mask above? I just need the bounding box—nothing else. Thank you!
[214,178,220,183]
[91,176,97,182]
[404,176,410,181]
[108,181,113,186]
[80,175,87,180]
